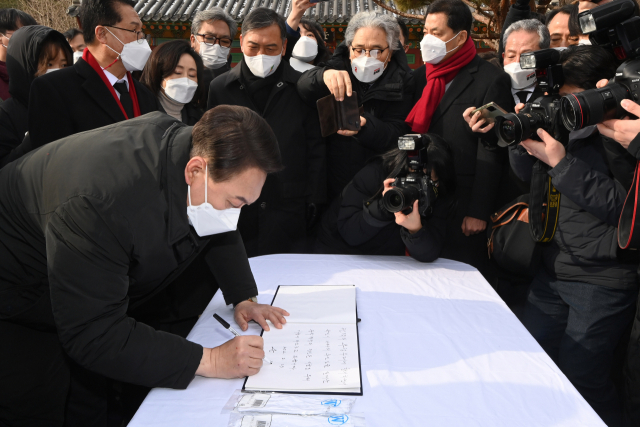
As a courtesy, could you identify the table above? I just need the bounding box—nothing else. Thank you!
[130,254,605,427]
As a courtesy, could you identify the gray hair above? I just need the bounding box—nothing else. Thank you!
[241,7,286,40]
[192,7,237,40]
[503,19,550,50]
[344,12,401,51]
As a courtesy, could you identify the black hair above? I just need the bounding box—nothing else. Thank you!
[300,18,332,65]
[560,45,617,90]
[140,39,205,109]
[379,134,457,199]
[546,4,574,27]
[530,12,546,25]
[80,0,136,45]
[426,0,472,35]
[0,8,37,34]
[191,105,284,181]
[242,7,286,39]
[63,27,82,41]
[396,17,409,46]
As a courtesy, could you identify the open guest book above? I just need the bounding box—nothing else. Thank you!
[242,285,363,395]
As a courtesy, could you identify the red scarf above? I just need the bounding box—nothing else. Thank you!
[406,37,477,133]
[82,49,141,119]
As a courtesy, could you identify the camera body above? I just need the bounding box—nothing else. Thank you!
[495,49,568,146]
[382,134,438,216]
[560,0,640,130]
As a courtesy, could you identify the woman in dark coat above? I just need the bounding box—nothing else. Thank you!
[316,133,456,262]
[296,11,415,201]
[140,39,205,126]
[0,25,72,167]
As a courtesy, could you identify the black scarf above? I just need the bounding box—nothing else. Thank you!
[239,59,284,114]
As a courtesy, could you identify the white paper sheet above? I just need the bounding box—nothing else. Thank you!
[271,286,357,324]
[244,285,361,393]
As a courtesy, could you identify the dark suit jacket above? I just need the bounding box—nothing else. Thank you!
[413,56,513,221]
[27,58,159,149]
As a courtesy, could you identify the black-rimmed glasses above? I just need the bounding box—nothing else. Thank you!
[350,46,389,59]
[105,25,146,43]
[195,33,232,48]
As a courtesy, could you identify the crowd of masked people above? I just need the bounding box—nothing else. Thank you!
[0,0,639,425]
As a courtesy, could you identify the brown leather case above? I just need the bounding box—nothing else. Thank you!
[316,92,361,137]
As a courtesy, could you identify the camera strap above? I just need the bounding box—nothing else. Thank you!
[618,161,640,249]
[529,160,561,243]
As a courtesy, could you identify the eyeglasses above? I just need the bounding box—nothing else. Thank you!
[195,33,232,48]
[105,25,146,43]
[350,46,389,59]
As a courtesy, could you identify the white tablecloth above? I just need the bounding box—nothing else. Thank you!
[129,254,605,427]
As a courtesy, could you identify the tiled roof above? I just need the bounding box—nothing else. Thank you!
[68,0,426,24]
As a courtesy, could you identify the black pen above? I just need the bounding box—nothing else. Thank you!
[213,313,272,364]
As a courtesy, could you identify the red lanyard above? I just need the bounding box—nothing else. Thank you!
[82,49,141,119]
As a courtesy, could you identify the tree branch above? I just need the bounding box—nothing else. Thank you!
[370,0,424,19]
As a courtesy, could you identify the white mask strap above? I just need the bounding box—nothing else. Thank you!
[204,164,208,205]
[445,31,462,44]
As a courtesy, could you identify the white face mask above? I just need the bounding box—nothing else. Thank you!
[243,49,282,78]
[291,36,318,62]
[105,27,152,72]
[45,68,60,74]
[164,77,198,104]
[186,165,242,237]
[73,50,83,64]
[199,42,229,69]
[420,32,461,64]
[289,57,315,72]
[351,55,386,83]
[503,61,536,90]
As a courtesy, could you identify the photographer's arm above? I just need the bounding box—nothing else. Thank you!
[401,199,449,263]
[355,93,415,153]
[337,167,396,246]
[598,99,640,154]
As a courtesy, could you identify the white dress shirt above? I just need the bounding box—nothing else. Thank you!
[511,85,535,105]
[102,69,129,100]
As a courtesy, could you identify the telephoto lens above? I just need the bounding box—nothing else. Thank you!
[560,84,629,131]
[383,185,420,213]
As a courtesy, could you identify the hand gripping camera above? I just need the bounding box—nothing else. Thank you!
[382,134,438,216]
[560,0,640,130]
[495,48,569,146]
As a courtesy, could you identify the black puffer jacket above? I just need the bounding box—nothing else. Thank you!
[0,26,71,167]
[315,158,451,262]
[0,112,258,388]
[510,128,638,289]
[297,44,415,200]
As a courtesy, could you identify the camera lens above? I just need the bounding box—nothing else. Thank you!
[383,186,420,213]
[560,83,630,131]
[496,114,524,146]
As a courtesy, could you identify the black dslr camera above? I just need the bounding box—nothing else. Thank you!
[560,0,640,130]
[382,134,438,216]
[495,49,569,146]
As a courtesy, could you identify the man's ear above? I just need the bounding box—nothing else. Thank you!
[190,34,197,51]
[185,156,206,186]
[282,37,287,56]
[239,34,244,54]
[458,30,468,47]
[95,25,108,45]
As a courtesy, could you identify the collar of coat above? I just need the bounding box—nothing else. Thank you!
[163,121,196,245]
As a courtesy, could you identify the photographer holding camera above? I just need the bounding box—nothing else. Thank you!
[506,45,633,427]
[314,134,456,263]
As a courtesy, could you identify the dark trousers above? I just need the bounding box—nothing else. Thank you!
[624,293,640,427]
[522,270,637,427]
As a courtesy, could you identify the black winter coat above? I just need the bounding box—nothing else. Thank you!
[509,128,637,289]
[26,56,159,150]
[297,44,416,200]
[0,112,259,388]
[200,63,230,106]
[207,61,326,257]
[0,26,72,167]
[315,159,450,262]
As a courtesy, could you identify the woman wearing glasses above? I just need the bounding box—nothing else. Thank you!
[296,11,416,201]
[141,40,206,125]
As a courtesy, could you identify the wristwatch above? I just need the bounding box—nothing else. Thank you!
[234,296,258,307]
